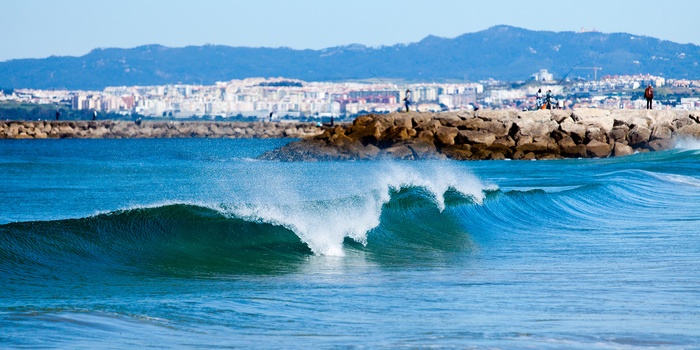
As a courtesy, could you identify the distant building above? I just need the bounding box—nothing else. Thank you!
[533,69,554,82]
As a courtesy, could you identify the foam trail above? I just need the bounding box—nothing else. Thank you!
[224,162,492,256]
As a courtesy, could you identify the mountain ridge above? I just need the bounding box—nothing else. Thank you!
[2,25,698,90]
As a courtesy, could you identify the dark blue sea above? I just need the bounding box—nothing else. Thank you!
[2,138,700,349]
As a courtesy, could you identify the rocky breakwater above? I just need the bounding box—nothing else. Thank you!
[261,109,700,161]
[0,120,324,139]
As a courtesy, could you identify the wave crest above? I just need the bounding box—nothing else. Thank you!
[0,163,492,278]
[220,162,491,256]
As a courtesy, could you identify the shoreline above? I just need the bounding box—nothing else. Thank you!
[0,120,325,139]
[4,109,700,161]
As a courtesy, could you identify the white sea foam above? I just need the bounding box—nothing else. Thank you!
[221,162,492,256]
[649,172,700,188]
[675,137,700,150]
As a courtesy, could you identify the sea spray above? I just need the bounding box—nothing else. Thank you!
[223,161,492,255]
[675,137,700,150]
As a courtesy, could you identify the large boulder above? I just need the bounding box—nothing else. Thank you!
[457,130,496,146]
[380,126,415,146]
[347,121,383,145]
[651,110,685,126]
[515,118,559,139]
[481,142,514,159]
[393,114,414,129]
[675,115,697,130]
[651,123,673,140]
[434,126,459,146]
[434,114,463,127]
[517,110,553,123]
[480,120,512,137]
[648,138,674,152]
[586,140,612,158]
[404,139,443,160]
[613,142,634,157]
[585,127,608,143]
[440,144,473,160]
[374,115,396,130]
[352,115,375,128]
[416,130,434,141]
[411,113,434,127]
[609,125,630,143]
[609,110,652,129]
[493,136,516,148]
[559,117,587,142]
[550,110,572,123]
[558,135,588,158]
[476,110,518,121]
[677,124,700,138]
[628,125,652,147]
[572,108,614,134]
[516,138,559,154]
[415,119,442,134]
[572,108,610,120]
[58,125,74,137]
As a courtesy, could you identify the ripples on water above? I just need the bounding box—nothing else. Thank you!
[1,139,699,348]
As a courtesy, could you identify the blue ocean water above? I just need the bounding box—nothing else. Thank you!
[1,138,700,349]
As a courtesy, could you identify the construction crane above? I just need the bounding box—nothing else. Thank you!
[572,66,603,81]
[556,66,604,86]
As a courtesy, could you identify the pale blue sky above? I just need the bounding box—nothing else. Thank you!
[1,0,698,62]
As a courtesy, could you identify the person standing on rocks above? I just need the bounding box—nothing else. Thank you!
[645,85,654,109]
[535,88,543,109]
[92,110,97,120]
[403,89,412,112]
[55,110,60,121]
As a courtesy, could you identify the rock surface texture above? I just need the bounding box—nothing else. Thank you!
[259,110,700,161]
[0,120,324,140]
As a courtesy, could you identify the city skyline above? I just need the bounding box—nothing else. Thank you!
[4,73,698,119]
[1,0,699,62]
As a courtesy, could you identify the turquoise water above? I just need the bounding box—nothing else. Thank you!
[1,138,700,349]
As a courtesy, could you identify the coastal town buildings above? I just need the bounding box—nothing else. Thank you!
[3,74,699,119]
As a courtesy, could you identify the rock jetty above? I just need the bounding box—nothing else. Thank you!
[0,120,324,139]
[261,109,700,161]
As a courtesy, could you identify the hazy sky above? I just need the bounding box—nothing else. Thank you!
[1,0,698,62]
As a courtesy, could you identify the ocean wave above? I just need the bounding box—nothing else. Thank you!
[207,161,491,256]
[0,167,490,278]
[3,158,699,278]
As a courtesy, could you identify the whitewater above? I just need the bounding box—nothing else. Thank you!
[1,138,700,349]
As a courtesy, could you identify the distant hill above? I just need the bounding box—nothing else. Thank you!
[2,25,699,90]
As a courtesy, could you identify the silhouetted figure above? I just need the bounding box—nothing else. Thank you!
[645,85,654,109]
[403,89,412,112]
[269,112,273,122]
[330,116,334,126]
[55,110,60,121]
[92,110,97,120]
